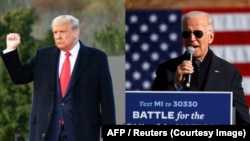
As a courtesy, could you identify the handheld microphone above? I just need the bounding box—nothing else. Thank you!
[186,46,195,88]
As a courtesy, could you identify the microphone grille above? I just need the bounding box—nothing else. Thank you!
[187,46,195,54]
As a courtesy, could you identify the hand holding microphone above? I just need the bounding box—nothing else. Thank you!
[174,46,195,89]
[186,46,195,88]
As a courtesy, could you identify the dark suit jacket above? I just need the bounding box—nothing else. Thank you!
[1,41,116,141]
[152,49,250,125]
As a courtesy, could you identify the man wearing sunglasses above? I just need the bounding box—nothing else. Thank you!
[151,11,250,125]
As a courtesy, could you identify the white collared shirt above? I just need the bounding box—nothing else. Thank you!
[59,41,80,76]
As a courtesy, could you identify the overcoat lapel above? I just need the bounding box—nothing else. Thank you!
[68,43,90,90]
[47,48,61,92]
[203,55,223,90]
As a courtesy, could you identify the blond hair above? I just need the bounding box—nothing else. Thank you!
[51,15,79,31]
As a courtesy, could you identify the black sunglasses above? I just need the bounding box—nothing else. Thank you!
[182,30,204,39]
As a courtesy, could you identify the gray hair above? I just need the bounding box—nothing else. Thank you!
[181,11,213,32]
[51,15,79,31]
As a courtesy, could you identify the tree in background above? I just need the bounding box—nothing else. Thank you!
[93,21,125,55]
[88,0,125,55]
[31,0,125,55]
[0,8,38,140]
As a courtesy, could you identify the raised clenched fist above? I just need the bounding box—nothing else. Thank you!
[6,33,21,50]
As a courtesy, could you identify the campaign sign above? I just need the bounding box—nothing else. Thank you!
[125,91,233,125]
